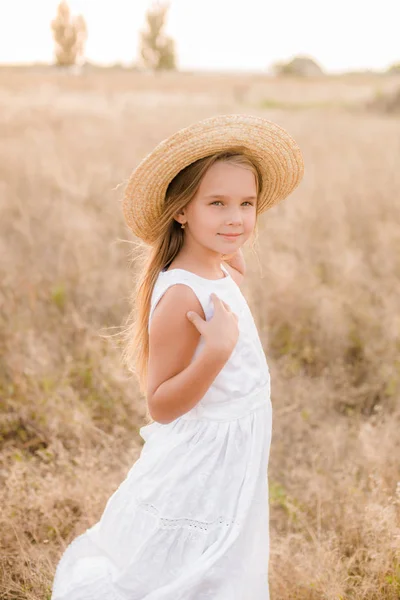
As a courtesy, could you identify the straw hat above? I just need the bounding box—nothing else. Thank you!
[123,114,304,245]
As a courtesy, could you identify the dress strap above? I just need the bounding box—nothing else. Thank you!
[221,263,229,276]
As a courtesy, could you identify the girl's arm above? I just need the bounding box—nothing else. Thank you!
[150,348,228,424]
[147,285,230,424]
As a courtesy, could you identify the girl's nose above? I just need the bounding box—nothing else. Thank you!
[225,215,242,226]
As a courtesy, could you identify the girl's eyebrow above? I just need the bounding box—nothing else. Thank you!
[205,194,257,200]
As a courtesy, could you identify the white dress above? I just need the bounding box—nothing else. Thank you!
[51,263,273,600]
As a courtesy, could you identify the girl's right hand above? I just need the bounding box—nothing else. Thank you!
[186,293,239,359]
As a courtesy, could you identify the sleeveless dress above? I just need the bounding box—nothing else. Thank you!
[51,263,273,600]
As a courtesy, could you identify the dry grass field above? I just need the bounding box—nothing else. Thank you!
[1,67,400,599]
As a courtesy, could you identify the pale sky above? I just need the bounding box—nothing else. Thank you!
[0,0,399,73]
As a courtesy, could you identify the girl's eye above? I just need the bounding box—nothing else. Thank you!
[210,201,253,206]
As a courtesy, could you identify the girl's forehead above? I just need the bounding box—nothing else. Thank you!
[197,162,257,195]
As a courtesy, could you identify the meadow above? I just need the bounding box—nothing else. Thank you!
[1,67,399,599]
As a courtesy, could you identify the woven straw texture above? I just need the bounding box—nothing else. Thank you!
[123,114,304,245]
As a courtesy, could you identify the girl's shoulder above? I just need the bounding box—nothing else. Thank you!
[148,269,211,333]
[148,264,245,334]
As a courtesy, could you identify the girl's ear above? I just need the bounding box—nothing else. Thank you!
[173,210,186,226]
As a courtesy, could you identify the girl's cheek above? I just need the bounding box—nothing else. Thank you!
[246,214,257,231]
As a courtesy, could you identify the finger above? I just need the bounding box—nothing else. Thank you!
[210,293,222,307]
[221,300,232,312]
[186,311,205,332]
[211,293,229,310]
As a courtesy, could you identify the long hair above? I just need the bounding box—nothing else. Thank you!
[119,149,263,406]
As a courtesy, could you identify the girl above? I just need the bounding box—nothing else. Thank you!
[51,114,304,599]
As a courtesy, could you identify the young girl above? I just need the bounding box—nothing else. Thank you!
[51,114,304,599]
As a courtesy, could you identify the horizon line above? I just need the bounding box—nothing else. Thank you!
[0,60,395,76]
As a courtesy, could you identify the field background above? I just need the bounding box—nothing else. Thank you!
[1,67,400,599]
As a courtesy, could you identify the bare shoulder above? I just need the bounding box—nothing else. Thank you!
[150,282,205,330]
[147,283,205,401]
[223,262,245,287]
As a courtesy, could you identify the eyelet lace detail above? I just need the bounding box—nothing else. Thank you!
[133,496,235,532]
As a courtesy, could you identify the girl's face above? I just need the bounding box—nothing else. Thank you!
[178,161,257,255]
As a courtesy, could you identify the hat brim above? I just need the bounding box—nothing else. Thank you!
[123,114,304,245]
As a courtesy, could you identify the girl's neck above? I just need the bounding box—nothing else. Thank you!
[165,257,225,280]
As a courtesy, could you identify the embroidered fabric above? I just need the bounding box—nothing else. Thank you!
[134,496,235,532]
[51,264,273,600]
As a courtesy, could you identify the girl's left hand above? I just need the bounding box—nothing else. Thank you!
[221,248,246,276]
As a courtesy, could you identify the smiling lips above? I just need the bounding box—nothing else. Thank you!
[219,233,242,237]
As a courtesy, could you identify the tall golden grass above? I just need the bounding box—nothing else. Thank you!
[1,69,399,599]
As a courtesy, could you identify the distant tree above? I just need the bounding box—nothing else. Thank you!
[271,55,324,77]
[139,1,176,71]
[51,1,87,67]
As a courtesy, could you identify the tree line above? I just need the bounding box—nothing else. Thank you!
[51,1,400,76]
[51,0,176,70]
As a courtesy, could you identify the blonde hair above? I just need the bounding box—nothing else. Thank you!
[120,149,262,404]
